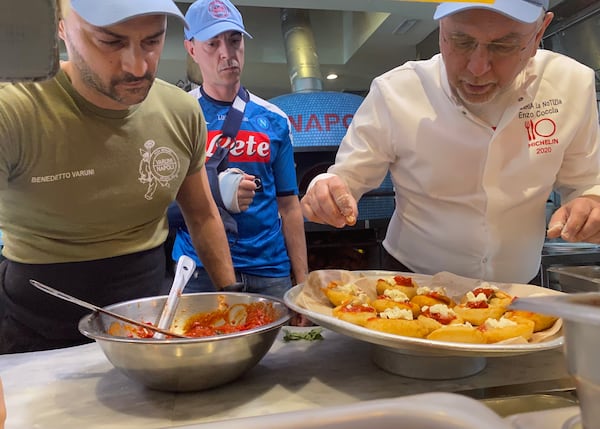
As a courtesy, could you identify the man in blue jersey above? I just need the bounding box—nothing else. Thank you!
[171,0,307,300]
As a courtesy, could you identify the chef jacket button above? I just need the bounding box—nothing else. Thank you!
[482,257,488,263]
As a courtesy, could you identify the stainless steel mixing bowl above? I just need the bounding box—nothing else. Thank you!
[78,292,291,392]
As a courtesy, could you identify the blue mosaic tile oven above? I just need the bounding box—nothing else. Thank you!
[270,91,394,271]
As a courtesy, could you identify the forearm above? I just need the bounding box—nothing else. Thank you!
[188,213,236,288]
[287,235,308,285]
[279,197,308,284]
[178,169,236,289]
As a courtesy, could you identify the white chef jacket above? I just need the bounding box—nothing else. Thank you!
[329,50,600,283]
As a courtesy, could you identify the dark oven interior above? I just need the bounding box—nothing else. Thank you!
[294,150,394,272]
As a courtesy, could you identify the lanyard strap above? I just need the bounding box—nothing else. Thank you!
[221,86,249,139]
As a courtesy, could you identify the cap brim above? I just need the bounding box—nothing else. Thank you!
[185,21,252,41]
[71,0,186,27]
[433,1,544,24]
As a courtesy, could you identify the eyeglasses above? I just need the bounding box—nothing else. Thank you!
[442,26,541,58]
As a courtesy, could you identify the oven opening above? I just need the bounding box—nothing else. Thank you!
[294,150,393,273]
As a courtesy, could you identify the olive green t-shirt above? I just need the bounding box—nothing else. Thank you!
[0,70,206,263]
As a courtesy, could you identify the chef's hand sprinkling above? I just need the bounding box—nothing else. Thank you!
[546,222,565,238]
[335,193,357,226]
[546,196,600,242]
[300,174,358,228]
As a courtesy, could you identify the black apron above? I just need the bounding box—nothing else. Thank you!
[0,246,165,354]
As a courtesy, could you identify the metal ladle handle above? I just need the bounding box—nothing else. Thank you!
[29,279,188,338]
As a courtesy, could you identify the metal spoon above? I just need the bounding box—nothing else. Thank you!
[153,255,196,339]
[29,279,189,338]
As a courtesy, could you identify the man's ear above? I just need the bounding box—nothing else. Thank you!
[184,39,195,57]
[57,18,66,41]
[537,12,554,45]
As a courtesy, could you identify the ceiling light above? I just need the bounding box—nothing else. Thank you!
[392,18,418,35]
[326,73,338,80]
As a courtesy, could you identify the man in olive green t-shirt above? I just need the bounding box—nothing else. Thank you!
[0,0,237,353]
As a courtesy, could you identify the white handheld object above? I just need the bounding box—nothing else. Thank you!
[153,255,196,339]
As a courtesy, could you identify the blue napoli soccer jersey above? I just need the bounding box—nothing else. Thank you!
[172,87,298,277]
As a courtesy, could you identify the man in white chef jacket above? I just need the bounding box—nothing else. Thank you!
[301,0,600,284]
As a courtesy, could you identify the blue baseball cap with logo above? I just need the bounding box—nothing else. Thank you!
[184,0,252,41]
[434,0,549,24]
[71,0,186,27]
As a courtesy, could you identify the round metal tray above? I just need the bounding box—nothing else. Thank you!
[284,272,565,378]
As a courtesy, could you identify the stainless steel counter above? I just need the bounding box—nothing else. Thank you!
[0,327,573,429]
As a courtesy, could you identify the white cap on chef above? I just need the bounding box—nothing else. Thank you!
[434,0,549,24]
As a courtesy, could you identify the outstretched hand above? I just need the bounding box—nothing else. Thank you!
[547,195,600,243]
[300,175,358,228]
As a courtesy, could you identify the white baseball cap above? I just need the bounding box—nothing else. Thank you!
[434,0,549,24]
[71,0,186,27]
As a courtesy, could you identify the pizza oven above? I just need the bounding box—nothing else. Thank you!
[267,9,395,273]
[270,90,394,272]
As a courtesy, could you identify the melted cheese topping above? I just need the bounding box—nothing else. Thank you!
[479,282,499,291]
[427,303,456,318]
[383,288,409,302]
[439,321,473,328]
[416,286,447,296]
[484,317,517,329]
[344,303,373,310]
[380,307,414,320]
[336,282,368,302]
[466,291,488,303]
